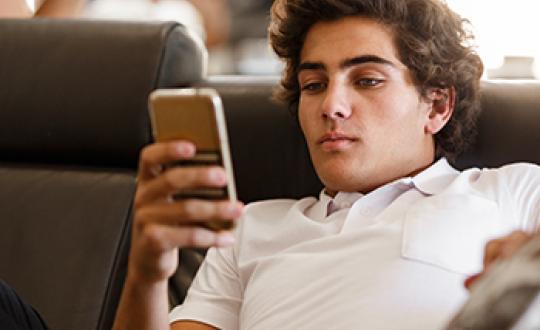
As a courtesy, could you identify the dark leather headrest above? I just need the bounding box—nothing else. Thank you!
[0,19,205,168]
[457,80,540,169]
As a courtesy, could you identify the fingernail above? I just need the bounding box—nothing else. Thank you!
[175,143,195,157]
[464,272,482,290]
[209,169,226,184]
[217,233,235,247]
[227,203,243,217]
[193,230,216,246]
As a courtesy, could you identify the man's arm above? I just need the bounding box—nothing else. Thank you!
[113,276,216,330]
[113,277,170,329]
[112,142,242,330]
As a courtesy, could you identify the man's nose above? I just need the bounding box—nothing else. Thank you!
[321,83,352,120]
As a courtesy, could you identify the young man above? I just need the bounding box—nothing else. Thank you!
[113,0,540,329]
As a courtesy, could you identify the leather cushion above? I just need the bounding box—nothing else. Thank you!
[0,165,135,330]
[0,19,205,168]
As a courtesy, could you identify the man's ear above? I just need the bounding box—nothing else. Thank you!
[424,87,455,134]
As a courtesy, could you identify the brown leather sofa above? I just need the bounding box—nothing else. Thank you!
[0,19,205,330]
[1,18,540,330]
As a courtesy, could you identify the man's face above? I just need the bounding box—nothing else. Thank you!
[298,17,438,195]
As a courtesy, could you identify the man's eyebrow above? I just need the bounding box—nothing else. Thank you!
[297,54,396,74]
[297,61,326,73]
[341,55,396,69]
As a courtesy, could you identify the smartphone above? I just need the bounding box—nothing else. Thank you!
[148,88,237,231]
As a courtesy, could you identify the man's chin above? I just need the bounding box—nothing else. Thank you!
[316,161,381,194]
[312,152,372,188]
[318,172,364,194]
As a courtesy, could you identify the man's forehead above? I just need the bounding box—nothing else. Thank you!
[299,16,401,68]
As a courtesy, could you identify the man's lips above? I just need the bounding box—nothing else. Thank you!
[316,132,358,145]
[317,132,358,151]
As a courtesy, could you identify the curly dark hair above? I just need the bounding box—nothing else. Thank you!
[269,0,484,160]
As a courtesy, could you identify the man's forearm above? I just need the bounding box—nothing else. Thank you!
[113,276,170,330]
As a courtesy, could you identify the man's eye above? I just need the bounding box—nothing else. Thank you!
[301,82,326,92]
[355,78,384,88]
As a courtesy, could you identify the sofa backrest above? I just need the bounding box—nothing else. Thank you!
[0,19,204,330]
[458,80,540,169]
[0,19,205,167]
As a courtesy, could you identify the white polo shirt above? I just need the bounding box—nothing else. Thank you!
[170,159,540,329]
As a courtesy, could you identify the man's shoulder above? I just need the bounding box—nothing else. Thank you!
[473,162,540,183]
[496,162,540,174]
[459,162,540,197]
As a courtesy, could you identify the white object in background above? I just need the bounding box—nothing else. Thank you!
[446,0,540,79]
[25,0,34,12]
[235,38,284,75]
[83,0,205,42]
[487,56,536,80]
[25,0,46,13]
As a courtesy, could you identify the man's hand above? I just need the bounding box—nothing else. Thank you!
[129,141,243,284]
[465,230,535,290]
[114,141,243,330]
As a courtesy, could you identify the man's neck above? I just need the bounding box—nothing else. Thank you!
[325,158,436,198]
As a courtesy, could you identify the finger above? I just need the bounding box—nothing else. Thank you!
[141,223,236,251]
[500,231,532,258]
[138,141,196,182]
[136,166,227,205]
[506,230,530,241]
[483,238,504,269]
[135,200,244,227]
[464,272,483,291]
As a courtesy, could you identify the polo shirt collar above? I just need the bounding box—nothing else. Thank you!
[317,158,460,217]
[411,158,460,195]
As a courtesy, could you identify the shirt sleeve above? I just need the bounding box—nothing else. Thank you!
[169,245,242,330]
[501,163,540,232]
